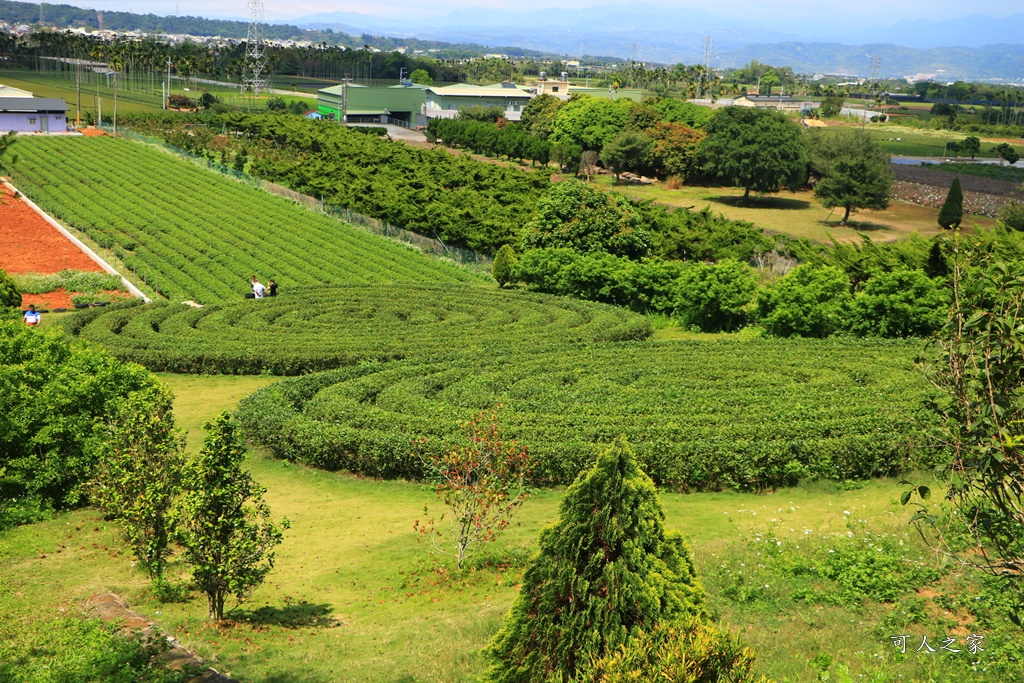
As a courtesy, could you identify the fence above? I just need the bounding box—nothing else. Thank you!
[99,124,493,273]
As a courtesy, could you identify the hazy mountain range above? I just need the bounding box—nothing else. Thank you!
[292,5,1024,79]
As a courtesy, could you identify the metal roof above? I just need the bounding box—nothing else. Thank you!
[0,97,69,112]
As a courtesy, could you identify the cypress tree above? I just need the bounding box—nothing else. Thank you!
[938,176,964,230]
[492,244,518,288]
[484,437,706,683]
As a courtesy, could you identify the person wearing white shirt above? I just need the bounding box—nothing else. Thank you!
[23,304,41,325]
[251,276,266,299]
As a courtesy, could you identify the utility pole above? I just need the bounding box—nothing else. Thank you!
[113,71,118,135]
[75,58,81,127]
[166,56,172,109]
[340,78,350,124]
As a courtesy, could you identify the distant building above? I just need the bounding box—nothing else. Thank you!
[0,97,69,133]
[0,83,33,98]
[422,83,533,121]
[317,83,429,127]
[535,72,571,99]
[733,94,811,112]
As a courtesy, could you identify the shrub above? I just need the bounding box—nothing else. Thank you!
[577,619,770,683]
[0,320,162,511]
[0,268,19,310]
[755,265,852,337]
[492,244,518,287]
[484,438,706,683]
[848,270,948,337]
[673,259,758,332]
[998,200,1024,231]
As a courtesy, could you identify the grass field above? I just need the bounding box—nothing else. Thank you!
[594,176,996,243]
[0,70,317,118]
[3,368,1021,683]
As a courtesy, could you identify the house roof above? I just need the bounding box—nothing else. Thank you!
[427,84,532,98]
[0,84,33,97]
[0,97,69,112]
[739,95,806,104]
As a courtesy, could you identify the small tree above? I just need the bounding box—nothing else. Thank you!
[492,244,518,288]
[600,131,652,180]
[415,409,531,569]
[0,268,20,311]
[996,142,1020,166]
[960,136,981,160]
[938,176,964,230]
[808,129,892,225]
[199,92,219,110]
[176,412,287,620]
[409,68,433,86]
[484,438,706,683]
[91,386,185,583]
[578,150,600,181]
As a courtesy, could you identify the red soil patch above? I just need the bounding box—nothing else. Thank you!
[0,185,104,274]
[21,289,131,311]
[78,127,108,137]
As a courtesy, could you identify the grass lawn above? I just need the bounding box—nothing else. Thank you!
[0,70,317,118]
[594,176,995,243]
[3,372,1020,683]
[0,70,165,116]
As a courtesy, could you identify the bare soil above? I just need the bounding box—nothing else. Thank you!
[0,186,104,274]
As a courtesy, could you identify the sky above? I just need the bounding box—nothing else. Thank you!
[45,0,1024,26]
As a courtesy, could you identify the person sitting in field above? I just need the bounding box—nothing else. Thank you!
[251,275,266,299]
[23,304,41,326]
[267,279,278,297]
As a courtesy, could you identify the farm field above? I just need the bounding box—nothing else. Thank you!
[238,337,935,488]
[1,372,1018,683]
[9,136,482,303]
[62,285,651,374]
[594,176,995,243]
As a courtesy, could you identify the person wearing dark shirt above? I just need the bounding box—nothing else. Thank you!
[267,279,278,297]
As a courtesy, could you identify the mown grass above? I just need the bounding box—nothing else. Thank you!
[0,70,317,118]
[2,372,1021,683]
[594,175,995,243]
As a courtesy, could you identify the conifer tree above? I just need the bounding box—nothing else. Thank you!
[484,437,706,683]
[492,244,518,288]
[938,176,964,230]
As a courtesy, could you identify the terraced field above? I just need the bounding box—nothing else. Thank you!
[10,136,479,304]
[62,285,651,374]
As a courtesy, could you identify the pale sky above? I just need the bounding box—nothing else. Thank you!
[44,0,1024,26]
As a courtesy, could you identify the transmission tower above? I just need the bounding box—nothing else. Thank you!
[243,0,269,97]
[870,54,880,84]
[698,35,713,99]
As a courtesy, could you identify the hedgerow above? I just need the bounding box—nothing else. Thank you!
[237,337,936,489]
[10,136,479,304]
[61,285,652,375]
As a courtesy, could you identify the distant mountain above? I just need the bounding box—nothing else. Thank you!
[291,4,1024,79]
[851,13,1024,50]
[715,42,1024,80]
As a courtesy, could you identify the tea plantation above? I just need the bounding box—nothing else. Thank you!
[61,284,651,374]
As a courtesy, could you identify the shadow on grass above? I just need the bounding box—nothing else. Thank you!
[819,219,891,232]
[709,194,811,210]
[232,600,339,629]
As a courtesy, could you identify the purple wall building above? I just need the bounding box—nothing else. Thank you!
[0,97,70,133]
